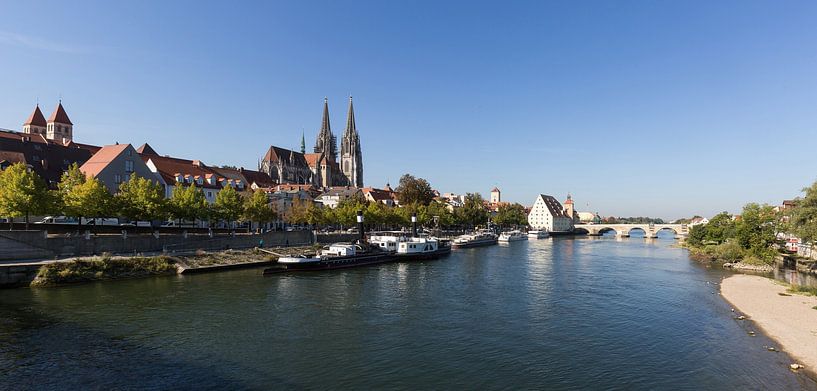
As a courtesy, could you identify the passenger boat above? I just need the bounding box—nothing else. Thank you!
[369,234,452,261]
[451,231,498,249]
[262,242,395,274]
[527,230,549,239]
[498,230,528,242]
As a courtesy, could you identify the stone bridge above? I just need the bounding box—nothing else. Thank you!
[573,223,688,239]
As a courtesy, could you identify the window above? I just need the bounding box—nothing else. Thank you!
[114,174,122,184]
[124,174,131,182]
[125,160,134,173]
[126,149,133,157]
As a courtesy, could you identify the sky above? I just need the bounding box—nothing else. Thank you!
[1,1,816,220]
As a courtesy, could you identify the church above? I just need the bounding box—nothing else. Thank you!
[259,97,363,188]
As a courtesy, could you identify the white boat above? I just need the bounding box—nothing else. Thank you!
[527,230,549,239]
[498,230,528,242]
[369,234,452,260]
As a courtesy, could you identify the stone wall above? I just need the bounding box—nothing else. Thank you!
[0,230,314,260]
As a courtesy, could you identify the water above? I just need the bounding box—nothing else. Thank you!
[2,234,816,390]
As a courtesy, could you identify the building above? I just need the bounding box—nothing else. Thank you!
[80,144,156,192]
[362,186,398,207]
[490,187,501,204]
[577,211,602,224]
[340,97,363,188]
[0,103,98,187]
[527,194,574,232]
[315,186,362,209]
[140,145,236,203]
[23,102,75,143]
[259,97,363,188]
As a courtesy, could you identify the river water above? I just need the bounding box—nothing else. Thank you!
[2,234,816,390]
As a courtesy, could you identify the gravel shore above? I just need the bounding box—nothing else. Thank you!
[721,274,817,376]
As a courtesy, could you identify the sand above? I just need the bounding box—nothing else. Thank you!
[721,274,817,373]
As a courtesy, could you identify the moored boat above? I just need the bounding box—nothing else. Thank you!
[263,242,395,274]
[452,231,498,249]
[527,230,549,239]
[370,234,452,261]
[498,230,528,242]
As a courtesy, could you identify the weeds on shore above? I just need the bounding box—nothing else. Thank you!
[32,256,178,286]
[787,284,817,296]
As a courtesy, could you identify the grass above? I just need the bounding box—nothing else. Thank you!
[32,255,178,286]
[787,284,817,296]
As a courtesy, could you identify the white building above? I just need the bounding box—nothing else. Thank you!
[528,194,574,232]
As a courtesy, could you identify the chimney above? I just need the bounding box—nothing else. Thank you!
[192,160,201,167]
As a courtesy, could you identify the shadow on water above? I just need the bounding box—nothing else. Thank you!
[0,279,304,391]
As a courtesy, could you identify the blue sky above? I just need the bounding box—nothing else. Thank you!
[1,1,816,220]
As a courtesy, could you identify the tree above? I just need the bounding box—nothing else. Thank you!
[63,176,115,227]
[703,212,735,244]
[0,163,50,229]
[455,193,489,227]
[242,190,277,232]
[492,203,528,228]
[734,203,777,259]
[395,174,435,206]
[792,181,817,243]
[213,185,244,227]
[116,176,166,224]
[425,200,454,228]
[168,184,207,224]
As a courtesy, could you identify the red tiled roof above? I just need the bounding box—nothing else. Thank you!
[47,102,73,125]
[24,105,47,127]
[146,154,221,189]
[0,129,95,187]
[136,143,159,156]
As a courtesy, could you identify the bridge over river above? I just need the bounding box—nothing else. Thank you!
[573,223,688,239]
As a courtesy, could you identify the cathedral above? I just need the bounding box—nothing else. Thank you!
[259,97,363,188]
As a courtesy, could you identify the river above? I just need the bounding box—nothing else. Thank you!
[2,234,816,390]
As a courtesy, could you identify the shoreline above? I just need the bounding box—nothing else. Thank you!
[720,274,817,379]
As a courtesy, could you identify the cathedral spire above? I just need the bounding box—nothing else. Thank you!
[314,97,336,160]
[300,129,306,154]
[345,96,356,136]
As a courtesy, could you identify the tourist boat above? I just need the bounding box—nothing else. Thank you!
[527,230,549,239]
[369,234,452,261]
[498,230,528,242]
[262,242,395,274]
[451,231,498,249]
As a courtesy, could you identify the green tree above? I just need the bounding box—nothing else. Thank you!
[0,163,51,229]
[63,176,115,227]
[734,203,777,259]
[792,181,817,243]
[492,203,528,228]
[395,174,435,206]
[455,193,489,227]
[213,185,244,227]
[168,184,208,224]
[116,176,166,224]
[703,212,735,244]
[425,200,454,228]
[242,190,277,231]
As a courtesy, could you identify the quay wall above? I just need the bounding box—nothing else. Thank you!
[0,230,315,260]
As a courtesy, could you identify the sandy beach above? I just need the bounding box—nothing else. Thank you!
[721,274,817,374]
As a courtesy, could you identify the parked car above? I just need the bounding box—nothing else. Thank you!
[36,216,80,225]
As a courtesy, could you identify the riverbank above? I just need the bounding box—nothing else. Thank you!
[721,274,817,377]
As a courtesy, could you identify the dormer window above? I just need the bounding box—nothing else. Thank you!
[196,177,203,185]
[175,174,183,182]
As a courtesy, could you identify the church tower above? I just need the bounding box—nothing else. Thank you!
[340,96,363,187]
[46,101,73,143]
[314,98,337,161]
[23,104,47,137]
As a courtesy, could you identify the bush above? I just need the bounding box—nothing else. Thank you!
[711,241,745,263]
